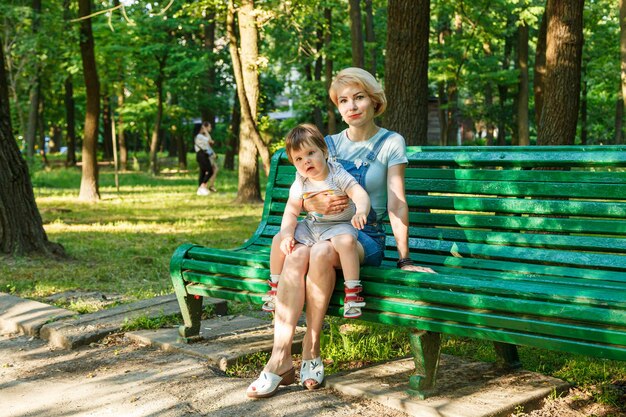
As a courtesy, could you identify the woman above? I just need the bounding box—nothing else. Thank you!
[246,68,434,399]
[194,122,219,196]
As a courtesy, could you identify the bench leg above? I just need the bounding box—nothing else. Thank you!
[407,330,442,399]
[493,342,521,369]
[176,294,203,343]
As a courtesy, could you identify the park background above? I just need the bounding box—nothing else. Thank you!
[1,0,625,415]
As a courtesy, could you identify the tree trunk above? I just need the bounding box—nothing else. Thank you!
[0,35,64,257]
[325,8,336,135]
[615,92,624,144]
[117,91,127,170]
[25,0,42,160]
[517,22,529,146]
[202,10,217,126]
[102,93,113,159]
[615,0,626,144]
[150,59,165,175]
[537,0,584,146]
[581,76,588,145]
[238,0,270,175]
[313,26,324,133]
[78,0,100,201]
[384,0,429,145]
[364,0,376,76]
[349,0,364,68]
[64,75,77,167]
[534,12,547,132]
[437,82,447,145]
[224,89,240,171]
[25,81,40,159]
[497,25,514,146]
[228,0,262,203]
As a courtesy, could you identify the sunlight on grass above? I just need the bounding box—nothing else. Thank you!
[2,155,264,302]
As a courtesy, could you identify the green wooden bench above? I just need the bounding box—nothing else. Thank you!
[170,145,626,398]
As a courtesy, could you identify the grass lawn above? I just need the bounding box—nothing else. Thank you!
[3,153,625,412]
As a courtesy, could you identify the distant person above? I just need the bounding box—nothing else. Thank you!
[194,122,219,195]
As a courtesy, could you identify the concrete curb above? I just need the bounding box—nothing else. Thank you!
[0,293,75,336]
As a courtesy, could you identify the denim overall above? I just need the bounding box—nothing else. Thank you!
[324,130,394,266]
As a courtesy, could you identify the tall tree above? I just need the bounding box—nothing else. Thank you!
[534,12,547,132]
[77,0,100,201]
[238,0,270,175]
[0,35,64,256]
[324,7,336,135]
[517,21,529,146]
[349,0,364,68]
[615,0,626,143]
[202,10,217,126]
[384,0,430,145]
[228,0,261,202]
[537,0,584,145]
[149,56,166,175]
[25,0,42,159]
[363,0,376,76]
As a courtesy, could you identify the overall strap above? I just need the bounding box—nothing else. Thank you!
[324,135,338,161]
[366,130,395,161]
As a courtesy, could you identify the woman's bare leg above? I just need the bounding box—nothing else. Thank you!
[302,241,340,360]
[264,243,310,375]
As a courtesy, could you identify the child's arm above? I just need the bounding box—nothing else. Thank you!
[346,183,370,230]
[279,197,302,255]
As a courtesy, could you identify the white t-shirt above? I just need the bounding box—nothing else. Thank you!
[289,160,358,223]
[327,128,408,221]
[194,133,214,154]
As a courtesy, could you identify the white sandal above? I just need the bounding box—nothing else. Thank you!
[300,357,324,390]
[246,367,295,399]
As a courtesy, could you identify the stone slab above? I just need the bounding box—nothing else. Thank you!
[40,294,227,349]
[127,315,306,370]
[326,355,570,417]
[0,292,74,336]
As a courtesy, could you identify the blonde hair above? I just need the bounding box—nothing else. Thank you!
[329,67,387,117]
[285,123,327,163]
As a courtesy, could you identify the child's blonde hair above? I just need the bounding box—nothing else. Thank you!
[329,67,387,117]
[285,123,328,163]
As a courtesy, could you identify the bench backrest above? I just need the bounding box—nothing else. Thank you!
[255,146,626,278]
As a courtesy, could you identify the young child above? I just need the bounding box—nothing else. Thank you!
[262,123,370,318]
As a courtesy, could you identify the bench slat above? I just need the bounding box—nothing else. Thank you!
[405,168,626,184]
[406,195,626,219]
[403,226,626,253]
[408,212,626,236]
[406,178,626,199]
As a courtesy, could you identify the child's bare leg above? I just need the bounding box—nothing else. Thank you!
[330,234,365,318]
[263,233,284,312]
[329,234,359,281]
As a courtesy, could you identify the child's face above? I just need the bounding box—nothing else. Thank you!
[290,143,328,181]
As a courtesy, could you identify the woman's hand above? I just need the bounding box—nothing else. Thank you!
[280,236,296,255]
[304,192,349,215]
[351,211,367,230]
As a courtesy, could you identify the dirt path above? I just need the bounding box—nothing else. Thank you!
[0,333,411,417]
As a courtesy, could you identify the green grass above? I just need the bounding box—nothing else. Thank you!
[2,153,265,300]
[5,152,626,411]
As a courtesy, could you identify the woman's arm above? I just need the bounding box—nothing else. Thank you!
[387,164,436,273]
[387,164,410,259]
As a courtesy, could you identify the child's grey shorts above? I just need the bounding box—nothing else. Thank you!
[294,218,357,247]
